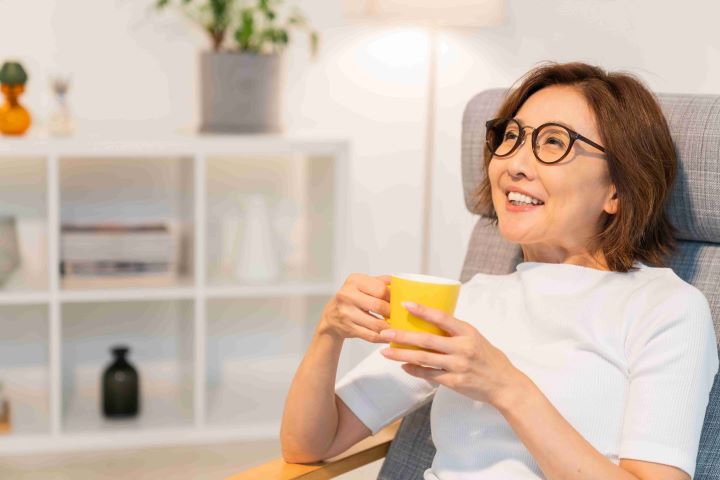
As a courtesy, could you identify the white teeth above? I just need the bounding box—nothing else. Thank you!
[508,191,544,205]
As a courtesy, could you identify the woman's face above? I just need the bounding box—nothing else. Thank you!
[487,84,618,266]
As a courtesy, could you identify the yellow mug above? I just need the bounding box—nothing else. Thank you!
[387,273,461,351]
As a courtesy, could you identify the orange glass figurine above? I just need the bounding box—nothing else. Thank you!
[0,61,31,135]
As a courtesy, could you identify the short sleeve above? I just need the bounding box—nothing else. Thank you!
[620,287,720,477]
[335,345,439,435]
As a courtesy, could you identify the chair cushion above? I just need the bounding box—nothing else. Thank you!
[377,402,435,480]
[696,371,720,479]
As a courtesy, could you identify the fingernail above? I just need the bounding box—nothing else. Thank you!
[380,329,396,340]
[402,301,417,310]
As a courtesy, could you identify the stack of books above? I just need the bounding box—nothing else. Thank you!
[0,216,19,287]
[60,222,180,288]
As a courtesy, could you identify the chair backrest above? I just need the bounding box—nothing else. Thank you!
[377,89,720,479]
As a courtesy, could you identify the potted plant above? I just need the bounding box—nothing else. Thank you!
[156,0,318,133]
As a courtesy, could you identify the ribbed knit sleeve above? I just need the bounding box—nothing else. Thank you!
[620,286,719,477]
[335,345,439,435]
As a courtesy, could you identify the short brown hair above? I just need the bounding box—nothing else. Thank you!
[473,61,678,273]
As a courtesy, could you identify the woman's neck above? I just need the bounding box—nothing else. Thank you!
[521,248,610,271]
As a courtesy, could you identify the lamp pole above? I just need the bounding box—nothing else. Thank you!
[420,25,438,275]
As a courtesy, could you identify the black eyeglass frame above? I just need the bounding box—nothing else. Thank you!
[485,117,606,164]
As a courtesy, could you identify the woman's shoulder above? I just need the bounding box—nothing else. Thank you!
[634,262,708,305]
[628,263,713,333]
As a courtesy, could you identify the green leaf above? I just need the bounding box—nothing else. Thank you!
[234,8,256,51]
[310,31,319,57]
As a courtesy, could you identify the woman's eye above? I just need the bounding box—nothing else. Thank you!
[545,136,565,148]
[504,131,518,140]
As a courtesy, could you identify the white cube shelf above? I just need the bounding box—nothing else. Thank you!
[0,304,51,436]
[0,131,348,454]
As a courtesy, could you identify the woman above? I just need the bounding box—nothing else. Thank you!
[280,62,719,479]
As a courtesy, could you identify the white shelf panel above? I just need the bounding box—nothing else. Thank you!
[205,281,336,299]
[59,278,196,303]
[0,291,49,306]
[62,393,192,434]
[0,127,347,157]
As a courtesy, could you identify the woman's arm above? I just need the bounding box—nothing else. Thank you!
[495,375,690,480]
[280,326,355,463]
[280,326,375,463]
[280,273,391,463]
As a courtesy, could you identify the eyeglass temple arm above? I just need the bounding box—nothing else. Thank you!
[575,133,605,153]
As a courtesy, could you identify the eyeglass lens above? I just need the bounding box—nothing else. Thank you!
[487,119,572,163]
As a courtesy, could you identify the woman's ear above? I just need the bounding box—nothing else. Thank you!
[604,186,618,215]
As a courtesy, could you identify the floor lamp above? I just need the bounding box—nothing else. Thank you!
[345,0,504,274]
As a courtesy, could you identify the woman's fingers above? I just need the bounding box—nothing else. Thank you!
[382,346,453,370]
[380,329,453,354]
[375,275,392,301]
[355,275,391,306]
[347,306,390,334]
[349,288,390,318]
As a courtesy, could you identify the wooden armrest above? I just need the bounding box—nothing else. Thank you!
[226,420,401,480]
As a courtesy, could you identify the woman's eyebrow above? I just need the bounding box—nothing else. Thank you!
[515,117,576,131]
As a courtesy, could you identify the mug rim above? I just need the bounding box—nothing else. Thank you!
[392,273,461,286]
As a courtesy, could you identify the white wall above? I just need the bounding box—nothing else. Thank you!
[1,0,719,368]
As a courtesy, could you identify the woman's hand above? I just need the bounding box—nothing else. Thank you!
[317,273,392,344]
[378,301,529,407]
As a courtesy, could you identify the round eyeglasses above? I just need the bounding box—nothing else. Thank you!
[485,118,606,164]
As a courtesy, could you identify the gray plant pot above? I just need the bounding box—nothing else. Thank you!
[199,51,284,134]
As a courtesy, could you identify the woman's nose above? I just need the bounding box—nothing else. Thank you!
[506,131,536,178]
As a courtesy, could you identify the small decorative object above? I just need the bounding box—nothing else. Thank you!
[234,194,280,282]
[0,216,20,287]
[220,197,244,277]
[61,222,179,289]
[0,61,32,135]
[48,74,74,136]
[155,0,319,133]
[102,346,140,418]
[271,198,305,279]
[0,380,11,434]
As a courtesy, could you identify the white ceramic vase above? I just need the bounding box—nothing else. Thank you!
[233,194,280,283]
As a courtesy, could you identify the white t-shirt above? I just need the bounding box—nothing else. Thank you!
[334,261,719,479]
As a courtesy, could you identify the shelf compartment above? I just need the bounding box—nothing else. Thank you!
[206,154,336,287]
[0,156,49,294]
[59,156,195,291]
[205,295,328,428]
[0,304,51,436]
[61,300,194,434]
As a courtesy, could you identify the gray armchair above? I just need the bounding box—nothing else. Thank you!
[229,89,720,480]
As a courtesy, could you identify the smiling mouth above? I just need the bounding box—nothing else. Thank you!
[508,200,544,206]
[505,192,545,206]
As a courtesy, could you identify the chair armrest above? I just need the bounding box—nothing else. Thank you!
[225,420,401,480]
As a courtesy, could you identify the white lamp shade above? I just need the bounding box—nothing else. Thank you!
[345,0,504,27]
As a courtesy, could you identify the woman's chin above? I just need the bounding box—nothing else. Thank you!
[497,222,532,245]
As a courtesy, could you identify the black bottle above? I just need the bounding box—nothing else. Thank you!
[102,346,140,418]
